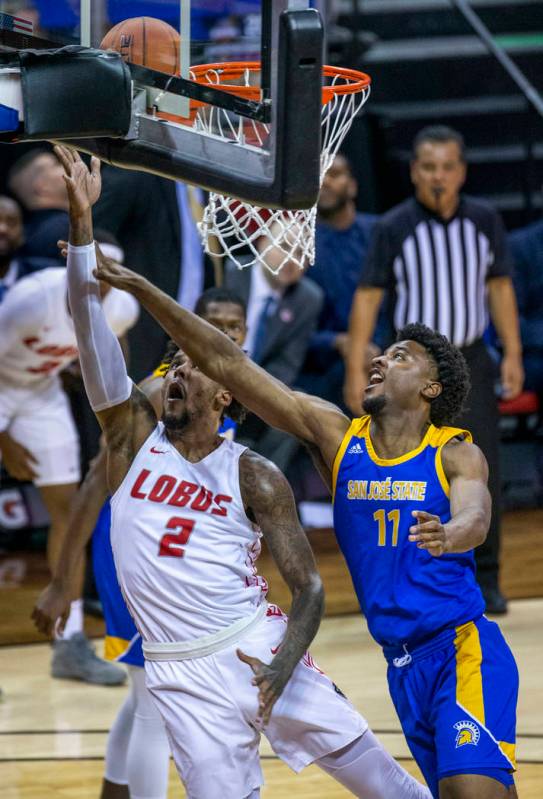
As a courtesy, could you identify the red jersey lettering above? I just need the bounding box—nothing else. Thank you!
[149,475,177,503]
[130,469,152,499]
[158,517,195,558]
[191,486,213,513]
[167,480,198,508]
[211,494,233,517]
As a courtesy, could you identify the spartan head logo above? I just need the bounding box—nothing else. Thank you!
[453,720,480,748]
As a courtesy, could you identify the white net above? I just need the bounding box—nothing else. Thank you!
[190,63,371,274]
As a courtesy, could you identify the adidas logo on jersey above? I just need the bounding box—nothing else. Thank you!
[348,443,364,455]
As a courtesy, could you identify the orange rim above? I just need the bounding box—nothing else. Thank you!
[189,61,371,107]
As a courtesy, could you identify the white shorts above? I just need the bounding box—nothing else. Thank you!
[0,379,80,487]
[145,606,367,799]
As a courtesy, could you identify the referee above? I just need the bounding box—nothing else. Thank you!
[345,125,523,614]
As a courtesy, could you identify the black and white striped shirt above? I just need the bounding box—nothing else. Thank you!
[359,196,512,347]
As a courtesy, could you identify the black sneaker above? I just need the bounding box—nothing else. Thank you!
[51,633,127,685]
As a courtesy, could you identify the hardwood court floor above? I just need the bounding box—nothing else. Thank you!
[1,600,542,798]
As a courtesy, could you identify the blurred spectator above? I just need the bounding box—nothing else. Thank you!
[508,218,543,395]
[301,153,379,409]
[93,166,215,381]
[0,265,138,683]
[224,223,323,470]
[345,125,523,615]
[8,148,70,260]
[0,194,58,301]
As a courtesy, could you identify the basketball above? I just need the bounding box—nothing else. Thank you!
[100,16,180,76]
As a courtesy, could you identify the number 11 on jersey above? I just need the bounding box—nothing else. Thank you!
[373,508,400,547]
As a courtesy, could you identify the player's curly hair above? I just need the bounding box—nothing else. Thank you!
[397,323,471,427]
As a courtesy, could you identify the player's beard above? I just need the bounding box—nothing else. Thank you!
[162,408,191,432]
[363,394,387,417]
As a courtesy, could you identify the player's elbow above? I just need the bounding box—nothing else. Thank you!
[472,509,490,547]
[296,573,325,618]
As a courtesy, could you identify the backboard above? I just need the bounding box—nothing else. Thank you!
[0,1,327,208]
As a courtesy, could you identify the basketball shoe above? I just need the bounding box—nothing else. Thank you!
[51,633,127,685]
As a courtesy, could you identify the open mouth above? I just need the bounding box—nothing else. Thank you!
[168,381,185,401]
[366,369,385,389]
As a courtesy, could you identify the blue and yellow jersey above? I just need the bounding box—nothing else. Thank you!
[333,415,485,649]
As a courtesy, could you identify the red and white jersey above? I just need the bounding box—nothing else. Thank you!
[109,423,268,644]
[0,267,139,389]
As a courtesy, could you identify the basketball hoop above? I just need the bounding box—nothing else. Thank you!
[187,62,371,273]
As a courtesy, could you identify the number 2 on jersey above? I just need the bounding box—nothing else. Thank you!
[158,517,195,557]
[373,508,400,547]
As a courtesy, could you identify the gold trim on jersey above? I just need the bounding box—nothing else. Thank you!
[332,415,472,498]
[359,415,472,468]
[434,428,473,497]
[332,418,359,499]
[362,417,434,466]
[435,447,451,497]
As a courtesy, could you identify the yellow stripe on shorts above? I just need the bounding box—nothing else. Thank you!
[454,621,485,725]
[104,635,132,662]
[498,740,517,769]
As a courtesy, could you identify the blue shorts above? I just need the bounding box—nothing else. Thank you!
[92,500,144,668]
[385,616,518,798]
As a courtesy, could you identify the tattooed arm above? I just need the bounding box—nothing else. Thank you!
[237,450,325,724]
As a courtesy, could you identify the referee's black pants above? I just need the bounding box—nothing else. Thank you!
[457,339,502,591]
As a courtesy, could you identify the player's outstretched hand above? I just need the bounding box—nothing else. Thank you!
[409,510,449,557]
[237,649,291,725]
[32,581,71,638]
[93,244,139,292]
[54,145,102,213]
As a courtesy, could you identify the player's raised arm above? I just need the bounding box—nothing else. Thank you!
[56,145,155,492]
[93,255,351,459]
[409,439,490,556]
[236,450,324,724]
